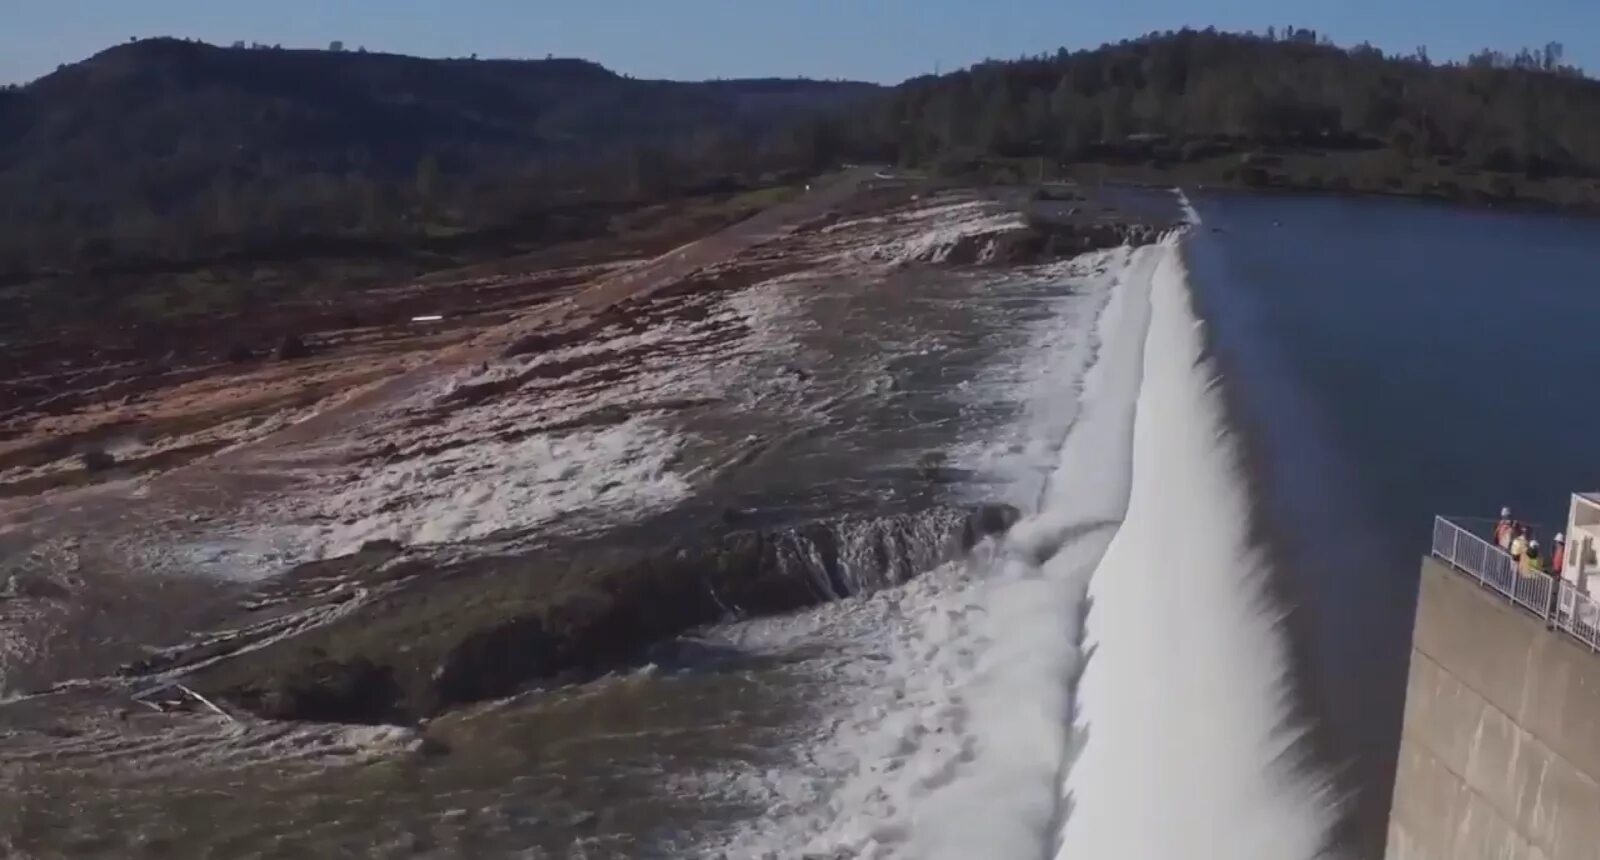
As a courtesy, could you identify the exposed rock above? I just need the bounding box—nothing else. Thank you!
[274,334,310,361]
[914,217,1167,269]
[189,503,1021,725]
[500,325,595,359]
[6,572,72,601]
[412,733,451,757]
[430,616,563,708]
[358,538,404,554]
[231,655,408,724]
[79,449,116,472]
[117,539,411,677]
[961,503,1023,551]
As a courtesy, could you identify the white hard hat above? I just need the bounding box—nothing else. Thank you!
[1501,507,1511,517]
[1556,532,1565,543]
[1531,540,1541,549]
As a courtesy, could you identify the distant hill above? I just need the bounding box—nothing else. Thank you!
[0,38,879,274]
[18,29,1600,279]
[847,29,1600,197]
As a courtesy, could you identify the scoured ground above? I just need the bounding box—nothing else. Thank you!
[1,179,1171,857]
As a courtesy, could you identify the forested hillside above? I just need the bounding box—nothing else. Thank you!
[8,28,1600,279]
[0,38,875,276]
[835,29,1600,196]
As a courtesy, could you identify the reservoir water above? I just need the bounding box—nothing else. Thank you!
[1186,191,1600,853]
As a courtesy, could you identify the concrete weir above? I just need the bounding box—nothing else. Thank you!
[1387,557,1600,859]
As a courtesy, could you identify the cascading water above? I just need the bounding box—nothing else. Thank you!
[5,184,1339,857]
[766,506,988,601]
[722,228,1335,859]
[1052,232,1335,857]
[904,230,1160,860]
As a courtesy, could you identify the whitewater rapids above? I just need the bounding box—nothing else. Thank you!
[1053,232,1334,856]
[716,229,1334,858]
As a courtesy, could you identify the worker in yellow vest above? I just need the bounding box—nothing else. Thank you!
[1523,540,1545,575]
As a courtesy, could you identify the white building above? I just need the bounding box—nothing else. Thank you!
[1562,492,1600,598]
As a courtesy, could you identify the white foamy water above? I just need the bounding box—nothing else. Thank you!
[900,240,1160,860]
[706,232,1333,858]
[949,249,1127,506]
[228,279,807,563]
[697,244,1144,858]
[1054,236,1334,857]
[212,194,1044,567]
[1179,190,1204,226]
[303,416,690,557]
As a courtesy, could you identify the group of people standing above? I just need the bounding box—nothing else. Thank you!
[1495,506,1566,577]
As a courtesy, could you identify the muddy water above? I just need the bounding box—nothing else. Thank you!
[13,658,821,858]
[2,252,1115,858]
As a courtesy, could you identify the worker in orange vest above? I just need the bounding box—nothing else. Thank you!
[1547,535,1566,629]
[1495,508,1514,551]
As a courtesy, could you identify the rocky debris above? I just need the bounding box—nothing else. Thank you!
[188,503,1021,725]
[900,215,1166,269]
[78,449,116,472]
[358,538,404,554]
[243,655,408,725]
[991,219,1165,264]
[961,503,1022,549]
[410,731,452,757]
[116,539,410,678]
[274,334,310,361]
[5,572,72,601]
[500,322,605,359]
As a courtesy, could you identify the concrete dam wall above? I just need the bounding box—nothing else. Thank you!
[1387,556,1600,859]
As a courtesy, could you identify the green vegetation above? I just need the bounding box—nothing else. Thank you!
[814,29,1600,206]
[0,38,873,279]
[8,29,1600,302]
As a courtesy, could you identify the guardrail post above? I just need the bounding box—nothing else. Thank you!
[1474,530,1487,585]
[1431,516,1587,628]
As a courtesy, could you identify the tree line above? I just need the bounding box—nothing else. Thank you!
[0,38,865,278]
[8,29,1600,279]
[0,132,821,279]
[796,28,1600,184]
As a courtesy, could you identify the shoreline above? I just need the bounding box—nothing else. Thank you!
[1075,164,1600,223]
[1184,179,1600,223]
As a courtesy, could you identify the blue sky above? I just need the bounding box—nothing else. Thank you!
[5,0,1598,85]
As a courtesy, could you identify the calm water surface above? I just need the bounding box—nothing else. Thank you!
[1186,190,1600,853]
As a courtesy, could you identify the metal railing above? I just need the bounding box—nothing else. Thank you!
[1552,580,1600,651]
[1431,516,1600,652]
